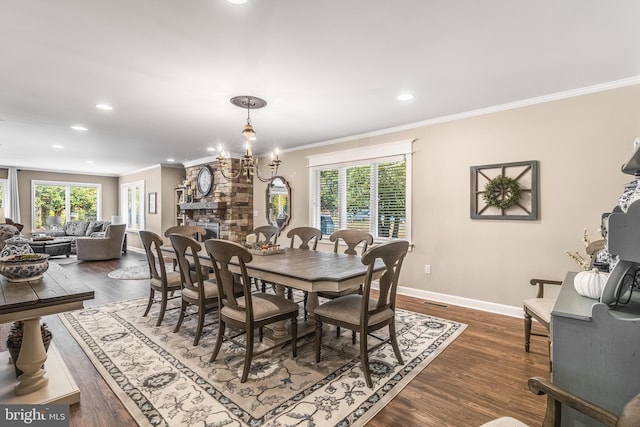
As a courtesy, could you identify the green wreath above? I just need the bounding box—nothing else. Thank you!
[482,175,522,210]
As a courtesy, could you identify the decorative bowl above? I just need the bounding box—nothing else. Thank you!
[0,253,50,282]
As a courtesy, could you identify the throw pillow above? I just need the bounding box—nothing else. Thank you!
[85,221,105,236]
[63,221,89,236]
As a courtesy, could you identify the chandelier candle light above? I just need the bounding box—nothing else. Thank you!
[217,96,282,183]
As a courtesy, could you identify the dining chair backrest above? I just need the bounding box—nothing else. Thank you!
[287,226,322,250]
[361,240,409,314]
[204,239,253,319]
[330,229,374,255]
[139,230,168,283]
[253,225,280,244]
[169,233,206,301]
[164,225,207,242]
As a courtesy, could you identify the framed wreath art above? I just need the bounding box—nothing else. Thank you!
[470,160,538,220]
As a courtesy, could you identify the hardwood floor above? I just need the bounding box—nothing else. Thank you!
[4,252,549,426]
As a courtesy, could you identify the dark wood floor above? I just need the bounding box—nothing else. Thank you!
[4,252,549,426]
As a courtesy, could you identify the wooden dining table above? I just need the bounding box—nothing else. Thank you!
[160,246,385,343]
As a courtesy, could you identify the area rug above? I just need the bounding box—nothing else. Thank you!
[60,298,466,426]
[108,264,174,280]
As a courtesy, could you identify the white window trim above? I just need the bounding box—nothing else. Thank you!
[31,180,102,231]
[120,180,145,231]
[307,139,413,243]
[0,179,7,211]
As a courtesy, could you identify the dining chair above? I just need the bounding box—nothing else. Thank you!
[286,226,322,250]
[253,225,280,244]
[252,225,281,292]
[285,226,323,314]
[164,225,208,272]
[319,229,375,339]
[164,225,207,241]
[314,239,409,388]
[523,278,562,353]
[169,233,222,346]
[139,230,183,326]
[204,239,299,383]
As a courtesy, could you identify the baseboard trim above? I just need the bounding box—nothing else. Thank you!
[374,284,524,319]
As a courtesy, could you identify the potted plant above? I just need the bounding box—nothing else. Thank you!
[6,321,53,377]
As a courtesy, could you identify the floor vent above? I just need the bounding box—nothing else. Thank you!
[423,301,448,308]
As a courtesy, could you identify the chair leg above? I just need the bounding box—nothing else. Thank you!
[143,289,155,317]
[173,300,187,333]
[524,311,532,352]
[351,330,356,345]
[241,328,254,383]
[209,320,225,362]
[193,307,206,346]
[336,326,341,337]
[315,319,323,363]
[304,292,308,321]
[359,329,373,388]
[291,316,298,358]
[388,321,403,364]
[156,292,169,327]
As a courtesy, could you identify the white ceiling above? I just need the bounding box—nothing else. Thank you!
[1,1,640,176]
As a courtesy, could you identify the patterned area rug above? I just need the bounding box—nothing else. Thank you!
[108,264,174,280]
[60,298,466,426]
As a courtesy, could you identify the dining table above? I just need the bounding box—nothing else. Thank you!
[0,261,94,405]
[160,245,385,343]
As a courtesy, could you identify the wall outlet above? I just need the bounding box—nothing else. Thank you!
[254,210,258,217]
[424,264,431,275]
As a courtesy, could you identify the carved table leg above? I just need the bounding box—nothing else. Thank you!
[270,284,289,339]
[14,317,48,395]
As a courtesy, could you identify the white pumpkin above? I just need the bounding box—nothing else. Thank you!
[574,268,610,299]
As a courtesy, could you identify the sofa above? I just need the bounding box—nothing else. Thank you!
[44,220,111,254]
[76,223,126,261]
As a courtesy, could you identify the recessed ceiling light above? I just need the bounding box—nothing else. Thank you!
[397,93,414,101]
[52,144,64,149]
[86,160,94,164]
[167,158,175,162]
[207,147,216,152]
[227,0,248,4]
[71,125,88,131]
[96,104,113,111]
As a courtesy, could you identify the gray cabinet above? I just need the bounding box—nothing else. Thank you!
[552,276,640,425]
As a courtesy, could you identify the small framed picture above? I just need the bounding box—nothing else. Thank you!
[148,192,157,214]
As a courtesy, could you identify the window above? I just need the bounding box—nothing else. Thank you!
[309,140,412,241]
[121,181,145,230]
[32,181,101,231]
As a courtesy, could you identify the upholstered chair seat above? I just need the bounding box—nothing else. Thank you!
[221,293,299,323]
[314,295,394,326]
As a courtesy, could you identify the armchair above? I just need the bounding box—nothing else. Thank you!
[523,278,562,353]
[76,224,126,261]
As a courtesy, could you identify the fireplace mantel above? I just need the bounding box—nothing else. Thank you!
[179,202,227,211]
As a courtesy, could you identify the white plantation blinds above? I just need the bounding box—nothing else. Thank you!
[309,140,412,241]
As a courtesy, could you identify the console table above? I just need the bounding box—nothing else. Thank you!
[0,262,94,404]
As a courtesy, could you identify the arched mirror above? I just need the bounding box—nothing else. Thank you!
[266,176,291,230]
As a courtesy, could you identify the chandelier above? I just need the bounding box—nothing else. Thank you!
[217,95,282,183]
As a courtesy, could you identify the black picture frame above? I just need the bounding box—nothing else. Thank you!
[148,192,157,214]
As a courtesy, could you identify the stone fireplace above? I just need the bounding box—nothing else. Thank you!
[181,160,253,242]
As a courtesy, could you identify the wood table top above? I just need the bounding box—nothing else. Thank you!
[161,246,384,292]
[0,262,94,320]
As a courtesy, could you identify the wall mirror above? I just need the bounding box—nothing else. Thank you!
[266,176,291,230]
